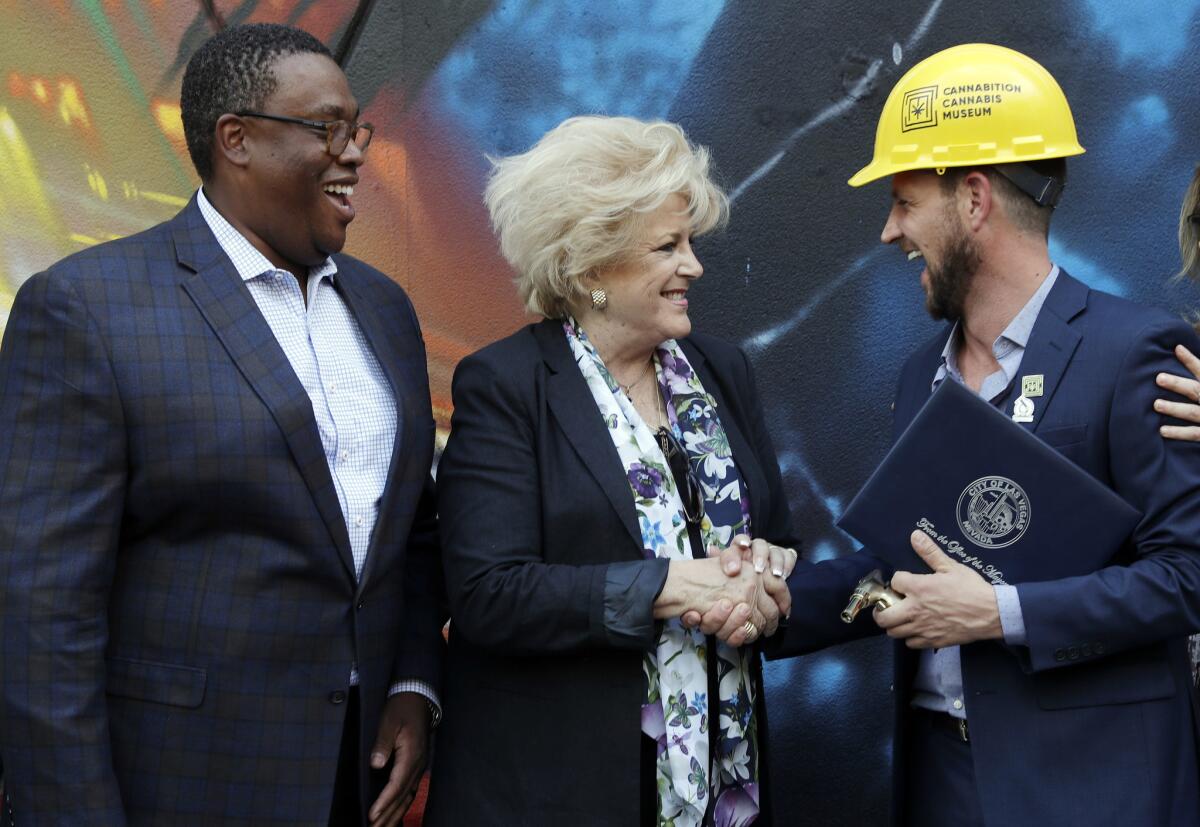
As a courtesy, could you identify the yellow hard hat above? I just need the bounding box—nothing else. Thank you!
[848,43,1085,189]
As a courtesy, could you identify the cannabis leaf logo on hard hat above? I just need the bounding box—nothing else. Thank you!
[901,86,938,132]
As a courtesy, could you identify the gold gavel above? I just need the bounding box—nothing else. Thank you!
[841,569,904,623]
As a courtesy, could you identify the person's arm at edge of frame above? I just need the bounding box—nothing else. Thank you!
[0,268,129,822]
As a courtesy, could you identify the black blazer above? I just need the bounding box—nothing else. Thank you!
[426,319,798,825]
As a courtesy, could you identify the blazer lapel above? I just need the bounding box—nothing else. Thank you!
[535,321,643,550]
[1013,271,1087,433]
[334,268,424,590]
[172,202,356,580]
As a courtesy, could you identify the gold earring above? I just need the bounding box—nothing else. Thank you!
[590,288,608,310]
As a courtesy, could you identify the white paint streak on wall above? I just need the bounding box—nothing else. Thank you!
[740,248,885,352]
[904,0,945,51]
[728,59,882,204]
[728,0,946,205]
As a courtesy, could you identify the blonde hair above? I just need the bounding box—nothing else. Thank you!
[1178,164,1200,281]
[484,115,729,318]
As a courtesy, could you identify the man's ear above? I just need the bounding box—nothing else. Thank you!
[214,113,251,171]
[961,169,992,231]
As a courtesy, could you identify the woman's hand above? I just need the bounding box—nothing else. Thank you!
[1155,344,1200,441]
[677,535,798,640]
[655,555,773,646]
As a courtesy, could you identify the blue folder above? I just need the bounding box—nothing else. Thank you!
[836,378,1141,585]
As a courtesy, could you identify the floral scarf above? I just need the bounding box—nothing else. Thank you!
[564,319,760,827]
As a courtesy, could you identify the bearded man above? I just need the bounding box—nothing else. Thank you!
[756,44,1200,826]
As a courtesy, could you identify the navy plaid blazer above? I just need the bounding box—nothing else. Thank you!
[0,197,445,825]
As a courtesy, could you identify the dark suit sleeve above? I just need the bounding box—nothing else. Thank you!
[0,270,128,822]
[391,472,447,688]
[389,295,448,690]
[437,352,667,655]
[1016,318,1200,671]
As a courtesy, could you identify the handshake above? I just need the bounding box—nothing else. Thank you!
[652,535,796,647]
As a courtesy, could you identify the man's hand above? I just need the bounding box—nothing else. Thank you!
[367,692,431,826]
[872,530,1002,648]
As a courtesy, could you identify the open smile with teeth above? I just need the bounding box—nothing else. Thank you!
[662,289,688,305]
[322,183,356,220]
[907,250,924,262]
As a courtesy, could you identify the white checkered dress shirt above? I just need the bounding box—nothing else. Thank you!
[197,189,438,713]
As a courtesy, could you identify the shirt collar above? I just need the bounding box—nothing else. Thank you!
[196,187,338,285]
[936,264,1060,387]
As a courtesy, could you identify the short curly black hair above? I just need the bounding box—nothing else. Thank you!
[181,23,332,180]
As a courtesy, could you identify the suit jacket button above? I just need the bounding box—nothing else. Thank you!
[357,601,365,611]
[1054,648,1066,662]
[330,690,347,704]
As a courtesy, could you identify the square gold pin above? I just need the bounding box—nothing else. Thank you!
[1021,374,1044,398]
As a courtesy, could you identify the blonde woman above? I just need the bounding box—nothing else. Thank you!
[425,116,797,826]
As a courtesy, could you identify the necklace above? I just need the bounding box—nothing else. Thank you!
[616,358,655,399]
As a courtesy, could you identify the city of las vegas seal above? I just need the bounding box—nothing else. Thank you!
[956,476,1030,548]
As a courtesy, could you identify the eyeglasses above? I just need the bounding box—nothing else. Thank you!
[656,426,705,525]
[236,111,374,156]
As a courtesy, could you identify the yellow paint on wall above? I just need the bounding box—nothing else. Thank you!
[0,108,59,230]
[153,101,184,142]
[85,164,109,201]
[139,189,187,207]
[0,261,12,305]
[117,180,186,208]
[57,80,91,129]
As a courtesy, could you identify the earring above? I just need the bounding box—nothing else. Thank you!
[590,288,608,310]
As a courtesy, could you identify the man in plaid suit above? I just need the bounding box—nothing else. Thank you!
[0,24,445,826]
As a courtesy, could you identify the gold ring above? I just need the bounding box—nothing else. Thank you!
[742,620,758,639]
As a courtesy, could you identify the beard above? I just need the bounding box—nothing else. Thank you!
[924,211,981,322]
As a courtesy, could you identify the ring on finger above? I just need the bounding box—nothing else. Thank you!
[742,620,758,640]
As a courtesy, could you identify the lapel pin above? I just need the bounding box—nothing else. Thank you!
[1012,395,1035,424]
[1021,374,1044,398]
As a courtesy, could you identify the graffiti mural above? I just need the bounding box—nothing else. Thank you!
[3,0,1200,822]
